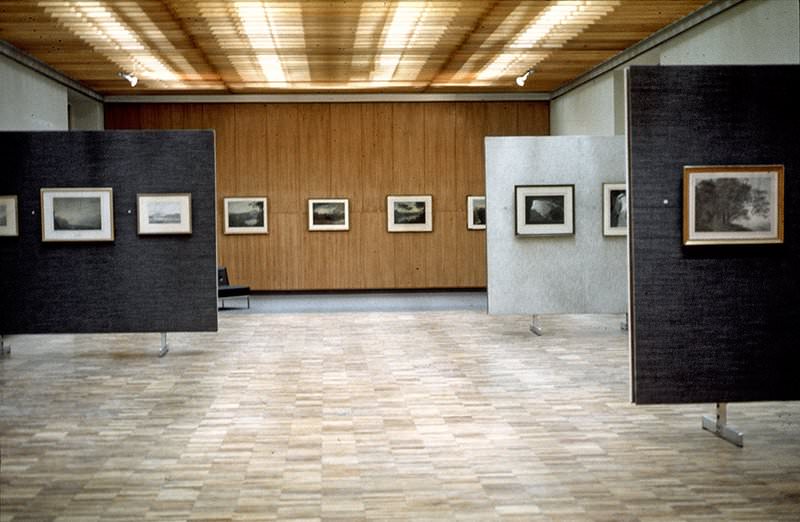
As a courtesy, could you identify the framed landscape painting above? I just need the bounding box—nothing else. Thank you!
[137,193,192,235]
[603,183,627,236]
[308,198,349,231]
[467,196,486,230]
[224,197,267,234]
[683,165,784,246]
[515,184,574,236]
[40,187,114,242]
[0,195,18,237]
[387,195,432,232]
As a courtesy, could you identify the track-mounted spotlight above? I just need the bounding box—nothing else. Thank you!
[118,71,138,87]
[515,68,534,87]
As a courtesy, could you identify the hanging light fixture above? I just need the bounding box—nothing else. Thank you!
[515,68,534,87]
[118,71,138,87]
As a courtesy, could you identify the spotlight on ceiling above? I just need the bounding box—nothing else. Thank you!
[515,68,534,87]
[118,71,138,87]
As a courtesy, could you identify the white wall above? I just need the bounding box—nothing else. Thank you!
[0,54,103,131]
[1,55,67,130]
[551,0,800,136]
[68,90,105,130]
[549,74,616,136]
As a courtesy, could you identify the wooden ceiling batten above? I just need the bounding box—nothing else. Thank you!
[0,0,711,95]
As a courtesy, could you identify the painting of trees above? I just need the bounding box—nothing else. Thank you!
[684,166,783,246]
[694,177,770,232]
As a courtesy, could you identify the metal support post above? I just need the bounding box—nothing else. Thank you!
[529,315,542,336]
[0,335,9,356]
[621,312,628,331]
[159,332,169,357]
[702,402,743,447]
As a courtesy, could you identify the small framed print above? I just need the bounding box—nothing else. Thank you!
[41,188,114,242]
[683,165,784,246]
[602,183,627,236]
[308,198,349,231]
[137,193,192,235]
[387,195,433,232]
[515,184,574,236]
[224,197,267,234]
[467,196,486,230]
[0,195,19,237]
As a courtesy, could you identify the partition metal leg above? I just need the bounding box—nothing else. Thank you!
[702,402,743,447]
[0,335,9,356]
[621,312,628,331]
[529,315,542,336]
[159,332,169,358]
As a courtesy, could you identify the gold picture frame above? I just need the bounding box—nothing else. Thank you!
[683,165,784,246]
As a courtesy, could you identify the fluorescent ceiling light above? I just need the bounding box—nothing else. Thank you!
[39,0,181,84]
[511,3,580,49]
[475,0,618,83]
[236,1,287,83]
[371,3,424,82]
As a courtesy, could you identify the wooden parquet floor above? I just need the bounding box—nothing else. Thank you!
[1,312,799,521]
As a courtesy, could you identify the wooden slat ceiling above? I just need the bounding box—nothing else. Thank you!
[0,0,710,95]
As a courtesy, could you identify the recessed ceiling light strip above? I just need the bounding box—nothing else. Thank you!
[117,4,213,86]
[38,0,184,87]
[351,1,390,82]
[371,2,425,82]
[235,1,287,84]
[394,4,459,83]
[265,2,309,82]
[472,0,619,84]
[199,2,262,84]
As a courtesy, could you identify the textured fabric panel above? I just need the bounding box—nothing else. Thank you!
[0,131,217,333]
[628,65,800,404]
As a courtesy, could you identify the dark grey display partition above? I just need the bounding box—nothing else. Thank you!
[628,65,799,405]
[0,131,217,336]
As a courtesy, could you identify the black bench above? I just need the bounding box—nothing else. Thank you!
[218,267,250,309]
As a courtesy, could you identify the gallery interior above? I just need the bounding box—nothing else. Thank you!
[1,0,799,519]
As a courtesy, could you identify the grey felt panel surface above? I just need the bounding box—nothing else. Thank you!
[0,131,217,334]
[628,65,799,404]
[485,136,627,315]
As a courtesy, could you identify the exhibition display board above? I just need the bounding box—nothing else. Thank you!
[485,136,627,315]
[0,131,218,334]
[628,65,799,404]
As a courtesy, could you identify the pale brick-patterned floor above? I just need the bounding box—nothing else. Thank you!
[2,312,799,521]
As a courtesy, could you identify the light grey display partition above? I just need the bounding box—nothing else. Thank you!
[0,131,218,356]
[485,136,627,322]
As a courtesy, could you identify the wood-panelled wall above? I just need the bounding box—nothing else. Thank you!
[105,102,549,290]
